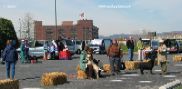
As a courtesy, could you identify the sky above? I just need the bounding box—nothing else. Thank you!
[0,0,182,36]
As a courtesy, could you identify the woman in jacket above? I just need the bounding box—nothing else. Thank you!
[3,40,18,79]
[79,44,93,79]
[20,40,25,63]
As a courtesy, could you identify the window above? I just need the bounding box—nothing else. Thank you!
[35,41,44,47]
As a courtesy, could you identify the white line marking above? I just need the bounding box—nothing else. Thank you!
[120,77,131,80]
[154,70,161,72]
[163,75,176,78]
[110,80,122,82]
[122,74,139,77]
[139,81,152,83]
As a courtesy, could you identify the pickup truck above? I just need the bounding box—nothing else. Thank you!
[17,40,47,59]
[17,39,75,59]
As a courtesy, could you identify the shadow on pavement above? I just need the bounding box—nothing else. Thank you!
[18,76,40,81]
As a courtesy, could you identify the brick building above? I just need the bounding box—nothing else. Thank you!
[34,19,99,40]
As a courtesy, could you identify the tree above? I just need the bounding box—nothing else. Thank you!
[22,13,34,40]
[0,18,19,49]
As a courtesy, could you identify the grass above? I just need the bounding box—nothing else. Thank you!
[119,43,138,53]
[175,85,182,89]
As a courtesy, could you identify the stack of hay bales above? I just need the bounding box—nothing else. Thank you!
[41,72,67,86]
[0,79,19,89]
[76,65,87,79]
[103,64,111,74]
[173,55,182,63]
[124,61,141,70]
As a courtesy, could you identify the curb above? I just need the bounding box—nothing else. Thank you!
[159,80,181,89]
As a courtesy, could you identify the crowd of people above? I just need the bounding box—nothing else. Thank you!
[0,36,169,80]
[79,36,168,79]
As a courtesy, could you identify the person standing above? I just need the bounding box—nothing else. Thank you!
[24,39,29,63]
[107,39,122,75]
[158,40,167,75]
[3,40,18,79]
[126,36,135,61]
[137,37,144,61]
[43,41,49,60]
[50,43,56,60]
[20,40,25,63]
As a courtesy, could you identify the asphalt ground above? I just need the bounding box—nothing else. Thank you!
[0,54,182,89]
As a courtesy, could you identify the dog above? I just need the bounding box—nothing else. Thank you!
[139,50,157,74]
[86,48,102,79]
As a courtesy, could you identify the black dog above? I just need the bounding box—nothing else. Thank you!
[139,50,157,74]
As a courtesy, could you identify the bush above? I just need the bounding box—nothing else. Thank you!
[0,18,19,50]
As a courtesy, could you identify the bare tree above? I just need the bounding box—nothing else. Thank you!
[22,13,34,40]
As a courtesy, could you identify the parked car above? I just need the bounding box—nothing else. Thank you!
[89,39,112,54]
[163,39,179,53]
[176,40,182,53]
[73,40,82,54]
[151,40,159,50]
[17,40,46,58]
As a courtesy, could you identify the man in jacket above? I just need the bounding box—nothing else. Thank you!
[107,39,123,76]
[126,36,134,61]
[3,40,18,79]
[158,40,167,75]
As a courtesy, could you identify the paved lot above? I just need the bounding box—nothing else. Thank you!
[0,54,182,89]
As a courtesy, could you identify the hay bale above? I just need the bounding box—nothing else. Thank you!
[173,55,182,63]
[77,70,87,79]
[124,61,141,70]
[0,79,19,89]
[41,72,67,86]
[103,64,111,73]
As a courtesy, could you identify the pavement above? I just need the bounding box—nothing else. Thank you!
[0,54,182,89]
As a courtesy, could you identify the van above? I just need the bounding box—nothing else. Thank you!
[89,39,112,54]
[141,39,159,50]
[176,40,182,53]
[164,39,178,53]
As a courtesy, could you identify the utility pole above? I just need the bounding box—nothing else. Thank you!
[55,0,58,40]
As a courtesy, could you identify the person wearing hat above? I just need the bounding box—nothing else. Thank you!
[158,39,167,75]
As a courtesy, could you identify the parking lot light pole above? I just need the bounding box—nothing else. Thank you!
[55,0,58,40]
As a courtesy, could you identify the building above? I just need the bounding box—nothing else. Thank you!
[34,19,99,40]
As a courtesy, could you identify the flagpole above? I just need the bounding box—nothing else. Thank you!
[55,0,58,40]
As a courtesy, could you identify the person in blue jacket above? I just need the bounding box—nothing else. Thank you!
[3,40,18,79]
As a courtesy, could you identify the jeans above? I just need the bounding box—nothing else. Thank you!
[6,62,16,79]
[128,49,134,61]
[51,52,55,60]
[109,57,120,75]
